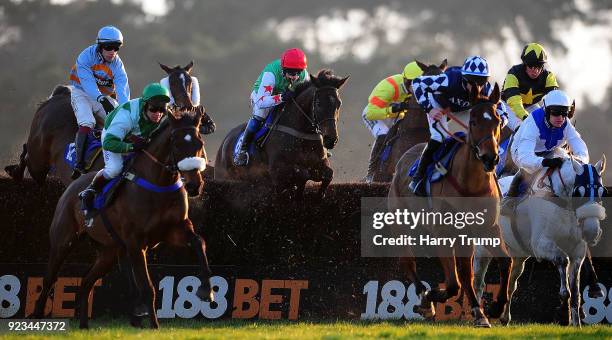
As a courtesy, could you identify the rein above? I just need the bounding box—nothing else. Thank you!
[286,85,339,138]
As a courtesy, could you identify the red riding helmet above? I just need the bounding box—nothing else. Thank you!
[281,48,307,70]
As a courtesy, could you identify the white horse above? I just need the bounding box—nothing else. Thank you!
[474,152,607,326]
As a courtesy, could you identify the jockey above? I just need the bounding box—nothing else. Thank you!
[361,61,424,182]
[69,25,130,178]
[502,89,588,212]
[79,83,170,224]
[410,56,510,196]
[233,48,309,166]
[502,43,559,131]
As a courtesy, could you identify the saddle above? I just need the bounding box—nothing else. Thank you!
[408,132,466,195]
[64,129,103,171]
[233,105,284,161]
[377,119,403,170]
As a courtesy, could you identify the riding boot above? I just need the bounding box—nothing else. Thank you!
[500,170,524,215]
[234,116,264,166]
[409,139,442,196]
[363,134,387,183]
[71,127,90,179]
[79,170,111,226]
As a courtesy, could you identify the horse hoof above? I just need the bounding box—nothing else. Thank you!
[196,286,214,302]
[79,323,89,330]
[486,301,505,319]
[4,165,23,181]
[588,286,605,298]
[417,303,436,319]
[474,317,492,328]
[133,304,149,317]
[500,317,510,326]
[130,315,144,328]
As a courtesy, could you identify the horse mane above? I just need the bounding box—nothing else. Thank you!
[36,85,71,111]
[149,116,170,140]
[294,69,343,96]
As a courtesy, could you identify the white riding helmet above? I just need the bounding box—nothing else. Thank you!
[543,90,572,109]
[96,26,123,45]
[461,56,490,77]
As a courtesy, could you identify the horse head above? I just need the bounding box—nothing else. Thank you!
[166,110,207,197]
[160,61,195,111]
[305,69,349,149]
[534,153,607,245]
[467,82,502,172]
[415,59,448,76]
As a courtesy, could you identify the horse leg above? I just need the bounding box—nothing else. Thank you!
[457,255,490,327]
[500,257,527,326]
[77,247,118,329]
[399,257,432,318]
[553,254,571,326]
[582,248,603,298]
[569,254,586,327]
[315,159,333,201]
[473,247,492,302]
[427,257,460,303]
[4,143,27,181]
[483,225,513,319]
[32,226,80,318]
[127,249,159,329]
[165,220,213,302]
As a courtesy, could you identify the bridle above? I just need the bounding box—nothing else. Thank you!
[290,85,339,135]
[141,125,202,174]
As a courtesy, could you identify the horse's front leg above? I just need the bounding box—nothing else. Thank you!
[312,158,333,201]
[165,219,213,302]
[457,254,490,328]
[500,257,527,326]
[553,254,571,326]
[569,254,586,327]
[127,248,159,329]
[483,223,513,319]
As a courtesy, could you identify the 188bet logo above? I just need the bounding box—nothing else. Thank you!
[360,280,612,324]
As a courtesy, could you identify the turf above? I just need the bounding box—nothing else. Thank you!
[2,319,611,339]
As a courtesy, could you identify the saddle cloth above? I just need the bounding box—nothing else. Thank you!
[64,129,102,171]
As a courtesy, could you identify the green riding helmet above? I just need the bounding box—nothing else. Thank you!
[142,82,171,103]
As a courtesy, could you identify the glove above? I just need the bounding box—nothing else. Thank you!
[390,102,409,113]
[542,157,564,169]
[281,89,295,102]
[129,135,148,152]
[97,95,115,114]
[199,117,216,135]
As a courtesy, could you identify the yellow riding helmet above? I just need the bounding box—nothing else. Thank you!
[521,43,548,65]
[403,61,423,80]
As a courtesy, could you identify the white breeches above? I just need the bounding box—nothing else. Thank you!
[361,106,395,138]
[69,86,107,129]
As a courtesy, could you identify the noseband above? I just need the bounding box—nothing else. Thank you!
[142,125,201,173]
[291,85,339,135]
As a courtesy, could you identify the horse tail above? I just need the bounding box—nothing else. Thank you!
[4,143,28,182]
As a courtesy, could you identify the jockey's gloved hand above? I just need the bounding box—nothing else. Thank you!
[281,89,295,102]
[390,102,409,113]
[200,116,216,135]
[542,157,564,169]
[97,95,115,114]
[129,135,148,152]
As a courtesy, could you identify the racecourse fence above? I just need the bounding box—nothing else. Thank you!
[0,177,611,323]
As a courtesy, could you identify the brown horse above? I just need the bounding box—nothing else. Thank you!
[32,111,213,329]
[369,60,448,183]
[4,86,104,185]
[5,61,212,186]
[388,83,512,327]
[215,69,349,200]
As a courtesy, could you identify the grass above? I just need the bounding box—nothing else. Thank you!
[1,319,611,339]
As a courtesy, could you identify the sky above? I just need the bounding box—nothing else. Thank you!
[45,0,612,108]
